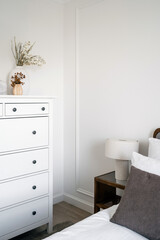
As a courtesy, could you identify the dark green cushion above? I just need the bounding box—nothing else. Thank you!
[110,166,160,240]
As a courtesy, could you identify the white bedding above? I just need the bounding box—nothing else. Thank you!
[45,205,148,240]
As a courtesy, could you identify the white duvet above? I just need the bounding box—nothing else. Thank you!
[45,205,148,240]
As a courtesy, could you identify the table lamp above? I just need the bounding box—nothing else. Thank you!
[105,139,139,180]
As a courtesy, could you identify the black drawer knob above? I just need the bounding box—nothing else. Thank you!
[12,108,17,112]
[32,130,36,135]
[32,160,37,164]
[32,185,37,190]
[41,107,45,111]
[32,211,36,216]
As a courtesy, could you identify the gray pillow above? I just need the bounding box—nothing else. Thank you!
[110,166,160,240]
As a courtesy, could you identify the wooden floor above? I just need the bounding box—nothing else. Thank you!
[53,201,91,225]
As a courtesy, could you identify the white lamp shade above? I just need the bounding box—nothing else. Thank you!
[105,139,139,160]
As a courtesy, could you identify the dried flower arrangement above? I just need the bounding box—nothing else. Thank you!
[11,37,46,66]
[11,72,25,87]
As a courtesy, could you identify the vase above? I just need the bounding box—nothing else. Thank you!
[13,84,23,95]
[9,66,30,95]
[0,80,7,95]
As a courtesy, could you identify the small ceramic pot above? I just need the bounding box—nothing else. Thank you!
[9,66,29,95]
[13,84,23,95]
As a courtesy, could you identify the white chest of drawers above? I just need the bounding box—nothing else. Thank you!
[0,96,54,240]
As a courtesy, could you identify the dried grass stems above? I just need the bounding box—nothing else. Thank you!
[11,72,25,87]
[11,37,46,66]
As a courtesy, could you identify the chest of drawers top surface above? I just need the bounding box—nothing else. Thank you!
[0,95,55,99]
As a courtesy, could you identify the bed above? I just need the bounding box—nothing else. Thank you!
[46,204,147,240]
[45,128,160,240]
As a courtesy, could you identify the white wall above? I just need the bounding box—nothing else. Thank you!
[63,0,160,213]
[0,0,64,203]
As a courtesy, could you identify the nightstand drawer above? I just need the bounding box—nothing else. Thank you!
[0,149,48,181]
[5,103,49,116]
[0,117,48,152]
[0,197,48,237]
[0,173,48,209]
[0,104,2,116]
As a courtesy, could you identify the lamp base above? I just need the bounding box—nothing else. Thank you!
[115,159,129,181]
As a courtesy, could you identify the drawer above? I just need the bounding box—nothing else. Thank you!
[0,197,48,237]
[0,173,48,209]
[0,117,48,152]
[0,149,48,181]
[0,104,2,116]
[5,103,49,116]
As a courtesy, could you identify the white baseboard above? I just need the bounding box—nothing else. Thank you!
[53,193,64,204]
[64,192,94,213]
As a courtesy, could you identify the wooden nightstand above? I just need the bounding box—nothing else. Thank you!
[94,171,126,213]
